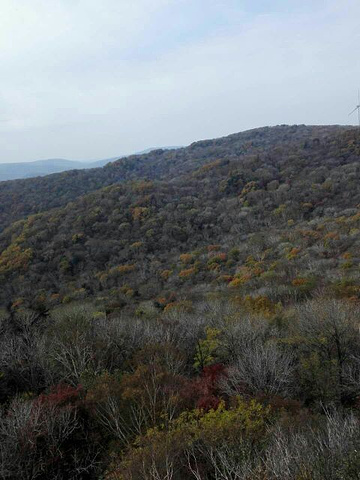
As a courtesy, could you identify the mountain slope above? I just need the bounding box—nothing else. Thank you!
[0,125,353,233]
[1,124,359,309]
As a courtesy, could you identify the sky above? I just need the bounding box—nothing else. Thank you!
[0,0,359,163]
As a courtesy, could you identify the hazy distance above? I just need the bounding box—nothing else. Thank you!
[1,0,359,163]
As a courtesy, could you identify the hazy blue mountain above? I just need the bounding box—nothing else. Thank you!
[0,158,108,182]
[0,147,181,181]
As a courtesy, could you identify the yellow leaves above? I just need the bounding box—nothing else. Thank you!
[228,261,263,287]
[292,277,309,286]
[301,202,313,209]
[113,264,136,275]
[0,243,33,275]
[228,277,245,287]
[131,206,149,221]
[173,396,270,446]
[160,269,172,280]
[200,398,270,443]
[273,203,286,216]
[119,284,134,297]
[193,327,221,370]
[106,394,271,478]
[241,295,280,318]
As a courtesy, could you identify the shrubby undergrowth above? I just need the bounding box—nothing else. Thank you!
[0,299,360,478]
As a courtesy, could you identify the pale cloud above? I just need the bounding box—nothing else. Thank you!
[0,0,359,162]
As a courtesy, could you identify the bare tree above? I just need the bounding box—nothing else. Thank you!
[264,409,360,480]
[222,342,295,397]
[0,396,98,480]
[0,311,48,394]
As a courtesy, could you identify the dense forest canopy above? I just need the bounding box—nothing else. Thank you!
[1,124,360,479]
[0,124,352,233]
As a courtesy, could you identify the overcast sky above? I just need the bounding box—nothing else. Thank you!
[1,0,359,163]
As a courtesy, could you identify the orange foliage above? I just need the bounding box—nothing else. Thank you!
[286,247,301,260]
[130,241,143,249]
[324,231,340,244]
[179,267,196,278]
[110,264,136,276]
[209,253,227,263]
[179,253,193,264]
[292,277,308,286]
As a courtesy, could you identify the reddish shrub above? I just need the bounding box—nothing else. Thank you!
[37,383,83,408]
[180,364,226,411]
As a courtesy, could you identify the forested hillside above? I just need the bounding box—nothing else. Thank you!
[1,124,359,307]
[1,125,360,479]
[0,124,349,232]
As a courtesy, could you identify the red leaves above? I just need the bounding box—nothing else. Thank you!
[36,383,82,408]
[181,364,226,411]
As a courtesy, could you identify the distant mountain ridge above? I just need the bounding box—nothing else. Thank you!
[0,147,181,181]
[0,125,355,234]
[0,158,109,182]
